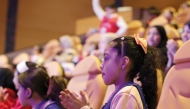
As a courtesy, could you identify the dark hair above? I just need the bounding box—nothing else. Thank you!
[184,20,190,28]
[0,68,16,92]
[148,6,160,15]
[18,62,48,98]
[49,76,67,108]
[17,62,67,108]
[108,36,160,109]
[37,45,43,53]
[151,25,168,48]
[183,1,190,7]
[168,10,173,16]
[105,3,117,9]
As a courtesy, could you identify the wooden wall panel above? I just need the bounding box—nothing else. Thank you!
[15,0,113,50]
[0,0,8,54]
[2,0,186,51]
[75,10,133,35]
[124,0,186,10]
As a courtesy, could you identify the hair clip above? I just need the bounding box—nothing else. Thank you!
[133,34,147,54]
[121,37,125,40]
[16,61,29,74]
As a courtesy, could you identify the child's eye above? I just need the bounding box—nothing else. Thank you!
[102,57,107,62]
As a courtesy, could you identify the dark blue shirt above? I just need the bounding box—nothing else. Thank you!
[35,99,62,109]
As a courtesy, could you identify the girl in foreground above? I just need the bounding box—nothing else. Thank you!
[60,35,161,109]
[14,61,67,109]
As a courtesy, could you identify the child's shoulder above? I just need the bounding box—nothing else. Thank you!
[117,85,139,95]
[45,103,63,109]
[110,86,143,109]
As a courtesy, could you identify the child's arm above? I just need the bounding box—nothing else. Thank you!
[92,0,106,20]
[116,16,128,37]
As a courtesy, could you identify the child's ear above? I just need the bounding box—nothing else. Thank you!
[121,56,129,70]
[25,88,32,98]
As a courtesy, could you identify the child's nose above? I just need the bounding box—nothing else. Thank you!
[100,63,103,70]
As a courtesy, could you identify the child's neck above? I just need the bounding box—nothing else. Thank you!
[114,78,130,94]
[115,70,130,91]
[29,94,44,109]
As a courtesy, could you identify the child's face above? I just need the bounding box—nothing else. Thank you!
[105,7,115,16]
[100,46,122,85]
[13,72,18,87]
[181,25,190,42]
[163,9,172,20]
[146,27,161,47]
[16,82,28,106]
[13,73,28,106]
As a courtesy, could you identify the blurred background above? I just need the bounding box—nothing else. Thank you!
[0,0,186,54]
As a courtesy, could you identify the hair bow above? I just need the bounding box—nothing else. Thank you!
[133,34,147,54]
[16,61,29,74]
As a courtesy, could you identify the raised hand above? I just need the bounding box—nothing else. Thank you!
[59,89,90,109]
[166,39,179,56]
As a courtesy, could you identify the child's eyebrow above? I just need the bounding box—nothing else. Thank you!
[104,53,109,56]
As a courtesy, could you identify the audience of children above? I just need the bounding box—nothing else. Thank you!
[0,1,190,109]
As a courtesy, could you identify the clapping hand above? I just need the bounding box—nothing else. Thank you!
[0,87,9,102]
[59,89,90,109]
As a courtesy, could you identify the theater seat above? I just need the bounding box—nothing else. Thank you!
[43,61,65,77]
[157,40,190,109]
[12,53,30,65]
[126,20,145,37]
[0,54,9,68]
[67,56,107,109]
[83,33,101,55]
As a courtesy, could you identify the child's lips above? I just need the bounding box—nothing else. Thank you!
[102,73,105,76]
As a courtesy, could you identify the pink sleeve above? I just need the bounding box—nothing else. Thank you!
[110,92,140,109]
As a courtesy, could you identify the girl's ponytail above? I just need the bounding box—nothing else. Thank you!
[139,47,164,109]
[47,76,67,108]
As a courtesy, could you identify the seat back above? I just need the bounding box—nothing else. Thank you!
[67,56,107,109]
[126,20,145,37]
[44,61,64,77]
[0,54,9,68]
[82,33,101,57]
[12,53,30,65]
[157,40,190,109]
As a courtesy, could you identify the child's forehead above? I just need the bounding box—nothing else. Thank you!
[104,46,118,55]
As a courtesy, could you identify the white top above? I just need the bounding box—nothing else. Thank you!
[92,0,127,37]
